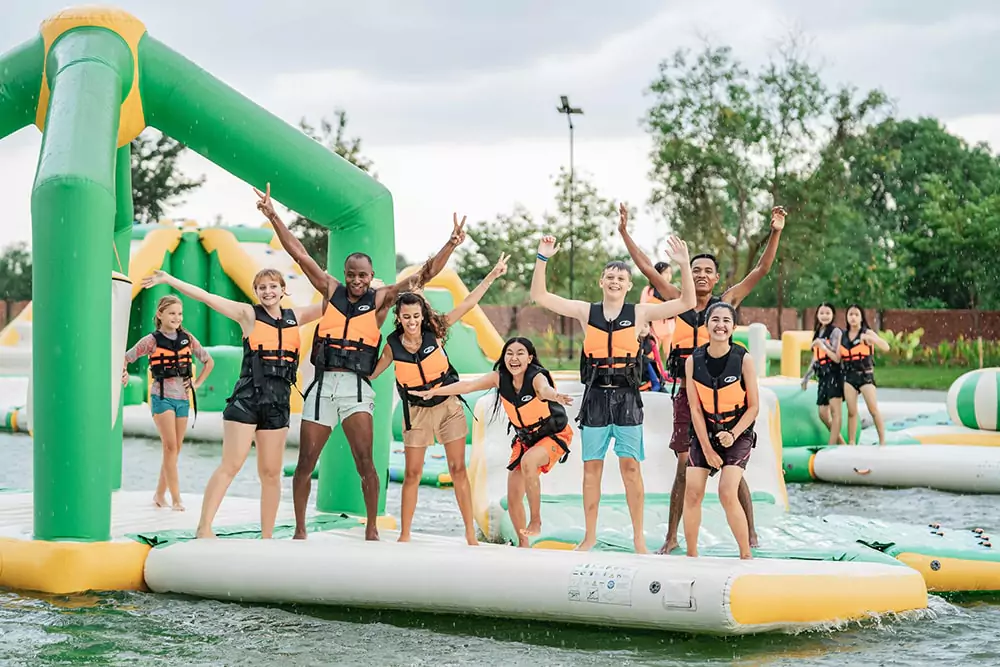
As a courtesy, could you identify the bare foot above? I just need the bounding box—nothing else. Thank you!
[634,539,648,555]
[195,528,216,539]
[520,520,541,538]
[171,502,185,512]
[465,532,479,546]
[575,538,596,552]
[749,533,759,549]
[152,494,167,508]
[686,550,698,558]
[655,537,679,555]
[517,538,529,548]
[292,528,307,540]
[397,533,411,543]
[739,552,753,560]
[365,526,380,541]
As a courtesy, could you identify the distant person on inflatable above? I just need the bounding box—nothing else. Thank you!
[618,202,786,555]
[143,268,323,539]
[370,253,510,546]
[640,261,676,364]
[800,303,845,445]
[123,294,215,511]
[530,232,695,553]
[254,184,466,541]
[638,322,667,392]
[684,302,759,560]
[841,304,890,445]
[413,337,574,547]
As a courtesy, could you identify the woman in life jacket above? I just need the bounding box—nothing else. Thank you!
[123,295,215,511]
[640,261,676,364]
[142,268,324,539]
[799,303,845,444]
[684,302,759,560]
[412,337,573,547]
[370,253,509,546]
[638,322,667,392]
[840,304,890,445]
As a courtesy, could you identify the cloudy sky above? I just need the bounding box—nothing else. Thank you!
[2,0,1000,264]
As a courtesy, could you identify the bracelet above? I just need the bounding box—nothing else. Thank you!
[536,253,549,262]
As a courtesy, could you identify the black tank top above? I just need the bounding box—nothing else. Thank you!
[705,347,731,378]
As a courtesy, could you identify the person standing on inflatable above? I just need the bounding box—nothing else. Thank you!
[684,302,759,559]
[617,203,786,555]
[369,253,509,546]
[530,233,695,553]
[254,184,466,541]
[800,303,845,445]
[840,304,890,445]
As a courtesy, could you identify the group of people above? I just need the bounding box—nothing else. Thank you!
[801,303,891,446]
[122,184,799,559]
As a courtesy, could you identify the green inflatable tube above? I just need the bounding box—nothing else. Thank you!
[110,143,133,492]
[768,383,859,447]
[206,250,243,347]
[0,36,42,141]
[171,231,209,344]
[31,28,132,541]
[781,446,817,483]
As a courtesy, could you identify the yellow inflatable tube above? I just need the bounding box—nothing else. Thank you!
[128,227,183,299]
[0,538,149,594]
[780,330,814,378]
[397,265,504,361]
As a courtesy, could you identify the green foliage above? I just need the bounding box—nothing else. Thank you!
[130,130,205,224]
[0,242,31,303]
[881,328,924,363]
[287,110,376,267]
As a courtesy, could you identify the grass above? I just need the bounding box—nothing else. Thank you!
[871,363,975,391]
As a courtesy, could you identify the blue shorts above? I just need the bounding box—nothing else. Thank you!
[581,424,644,462]
[151,395,190,419]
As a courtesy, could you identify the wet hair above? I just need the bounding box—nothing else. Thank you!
[345,252,373,268]
[705,301,737,324]
[393,292,450,342]
[813,302,837,339]
[653,261,670,274]
[601,260,632,278]
[153,295,182,330]
[690,253,719,271]
[491,337,555,423]
[845,304,871,332]
[252,268,287,293]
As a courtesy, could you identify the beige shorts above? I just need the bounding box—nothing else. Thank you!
[303,370,375,428]
[402,396,468,447]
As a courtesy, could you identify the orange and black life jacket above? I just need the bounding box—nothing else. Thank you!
[388,329,460,430]
[149,329,193,388]
[667,296,721,378]
[307,284,382,411]
[499,365,570,470]
[691,343,752,435]
[840,327,874,373]
[812,325,840,368]
[579,303,642,388]
[239,305,301,398]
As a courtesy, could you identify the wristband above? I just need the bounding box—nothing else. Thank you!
[536,253,549,262]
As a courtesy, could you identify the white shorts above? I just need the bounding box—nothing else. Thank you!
[303,370,375,428]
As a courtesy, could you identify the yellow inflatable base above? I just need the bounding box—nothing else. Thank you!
[897,552,1000,592]
[0,538,150,594]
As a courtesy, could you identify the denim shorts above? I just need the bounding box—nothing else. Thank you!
[151,395,190,419]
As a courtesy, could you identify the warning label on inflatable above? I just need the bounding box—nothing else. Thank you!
[568,563,636,606]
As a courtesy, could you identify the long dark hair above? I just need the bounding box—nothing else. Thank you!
[491,337,554,423]
[813,302,837,339]
[393,292,450,342]
[845,303,870,334]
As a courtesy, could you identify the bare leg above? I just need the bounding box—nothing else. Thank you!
[720,467,752,559]
[683,466,709,557]
[737,476,757,548]
[398,446,426,542]
[151,411,176,508]
[844,384,860,445]
[518,445,551,539]
[619,457,647,554]
[170,415,188,510]
[444,437,477,545]
[860,384,886,445]
[818,405,833,433]
[506,470,528,547]
[342,412,380,541]
[254,428,287,539]
[292,419,332,539]
[576,459,604,551]
[196,420,257,538]
[658,452,688,554]
[828,397,845,445]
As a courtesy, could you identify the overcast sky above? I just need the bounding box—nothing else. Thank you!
[2,0,1000,265]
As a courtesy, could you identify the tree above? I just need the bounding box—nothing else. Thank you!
[288,110,376,266]
[0,243,32,311]
[130,130,205,224]
[396,253,411,274]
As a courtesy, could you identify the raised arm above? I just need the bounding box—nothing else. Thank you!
[686,356,723,469]
[864,329,891,353]
[143,271,255,332]
[447,253,508,326]
[292,301,325,327]
[530,235,590,322]
[369,345,394,381]
[618,203,680,300]
[377,213,467,314]
[411,371,500,399]
[638,236,696,322]
[531,371,574,406]
[254,184,337,300]
[722,206,786,307]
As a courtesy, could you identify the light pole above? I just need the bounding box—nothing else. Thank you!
[556,95,583,357]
